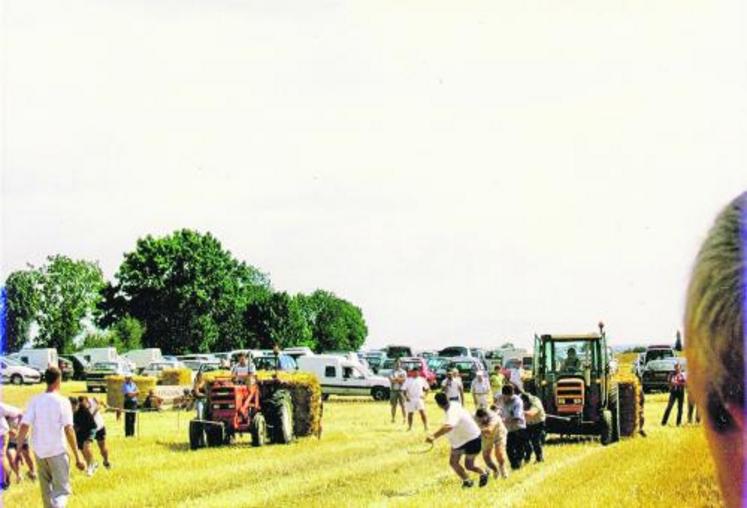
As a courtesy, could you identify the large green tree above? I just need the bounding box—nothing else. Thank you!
[298,290,368,352]
[35,255,106,353]
[244,292,313,349]
[2,269,41,353]
[101,229,270,354]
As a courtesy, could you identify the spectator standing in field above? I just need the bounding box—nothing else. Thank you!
[70,398,98,477]
[474,407,509,479]
[388,360,407,424]
[15,367,86,508]
[441,369,464,405]
[402,366,429,431]
[489,365,504,394]
[661,362,686,426]
[684,192,745,508]
[426,392,489,489]
[192,371,207,420]
[497,384,527,470]
[87,397,111,469]
[471,371,491,409]
[521,392,546,463]
[122,374,139,437]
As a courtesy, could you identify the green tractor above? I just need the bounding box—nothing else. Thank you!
[529,322,631,445]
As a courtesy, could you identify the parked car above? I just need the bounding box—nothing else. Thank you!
[361,351,387,374]
[60,354,90,380]
[643,345,675,365]
[182,358,221,372]
[438,346,472,358]
[86,361,132,392]
[641,357,686,393]
[377,358,397,379]
[484,349,504,372]
[398,357,437,388]
[297,355,390,401]
[427,357,449,381]
[58,357,74,381]
[284,347,315,360]
[0,356,42,385]
[445,357,486,390]
[141,360,185,379]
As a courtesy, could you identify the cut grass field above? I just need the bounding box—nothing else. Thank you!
[2,380,722,507]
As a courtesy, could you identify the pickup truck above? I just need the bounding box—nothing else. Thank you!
[86,361,132,392]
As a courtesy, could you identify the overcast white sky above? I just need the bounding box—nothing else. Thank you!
[2,1,746,350]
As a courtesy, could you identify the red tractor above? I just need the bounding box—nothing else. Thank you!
[189,376,294,449]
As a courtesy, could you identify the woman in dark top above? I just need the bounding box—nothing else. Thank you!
[72,397,99,476]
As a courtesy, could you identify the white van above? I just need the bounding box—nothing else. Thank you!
[13,348,58,372]
[123,348,163,370]
[80,347,118,365]
[297,355,390,401]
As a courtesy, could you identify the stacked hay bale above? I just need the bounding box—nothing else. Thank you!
[614,370,642,437]
[202,370,322,437]
[160,368,192,386]
[106,375,157,409]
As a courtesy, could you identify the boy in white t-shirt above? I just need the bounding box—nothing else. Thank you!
[402,367,429,431]
[426,392,489,489]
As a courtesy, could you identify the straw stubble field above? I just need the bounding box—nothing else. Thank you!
[2,377,722,507]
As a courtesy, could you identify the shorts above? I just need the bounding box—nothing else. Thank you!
[482,426,507,450]
[76,430,97,450]
[95,427,107,441]
[454,436,482,456]
[405,399,425,413]
[390,389,404,405]
[7,440,29,451]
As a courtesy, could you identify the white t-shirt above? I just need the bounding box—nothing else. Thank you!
[21,392,74,459]
[0,402,22,436]
[444,403,481,449]
[471,376,491,395]
[441,377,463,399]
[89,398,105,430]
[402,376,428,400]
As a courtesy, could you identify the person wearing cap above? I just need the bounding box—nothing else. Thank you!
[471,371,491,410]
[441,369,464,406]
[402,366,429,431]
[121,375,139,437]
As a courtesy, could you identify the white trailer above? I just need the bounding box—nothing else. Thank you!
[13,348,59,373]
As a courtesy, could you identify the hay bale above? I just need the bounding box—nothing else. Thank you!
[614,370,642,437]
[161,368,192,386]
[106,375,158,409]
[201,370,322,437]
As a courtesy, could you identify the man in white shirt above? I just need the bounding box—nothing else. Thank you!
[402,367,429,431]
[496,384,527,470]
[231,353,255,383]
[441,369,464,405]
[16,367,86,508]
[470,371,491,409]
[426,392,489,489]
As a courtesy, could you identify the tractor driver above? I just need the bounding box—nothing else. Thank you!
[561,348,581,371]
[231,353,256,384]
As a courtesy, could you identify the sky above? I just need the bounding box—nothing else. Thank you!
[2,1,746,350]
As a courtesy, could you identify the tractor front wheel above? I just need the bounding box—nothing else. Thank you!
[251,414,267,447]
[189,421,205,450]
[205,423,225,447]
[600,410,613,446]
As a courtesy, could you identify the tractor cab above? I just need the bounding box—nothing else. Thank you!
[532,323,622,444]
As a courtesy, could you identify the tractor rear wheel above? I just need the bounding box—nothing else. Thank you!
[189,421,205,450]
[251,413,267,447]
[600,410,613,446]
[267,390,295,444]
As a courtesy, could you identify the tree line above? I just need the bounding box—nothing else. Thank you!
[1,229,368,355]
